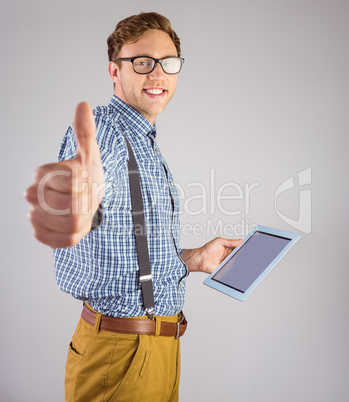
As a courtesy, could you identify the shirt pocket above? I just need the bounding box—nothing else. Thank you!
[103,165,131,211]
[136,158,162,207]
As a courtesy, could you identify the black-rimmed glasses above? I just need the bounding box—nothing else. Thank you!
[116,56,184,75]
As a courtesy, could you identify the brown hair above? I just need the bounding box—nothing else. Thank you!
[107,12,181,62]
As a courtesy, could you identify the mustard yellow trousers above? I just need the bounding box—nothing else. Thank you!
[65,305,181,402]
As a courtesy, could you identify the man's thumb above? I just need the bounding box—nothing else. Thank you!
[73,102,97,164]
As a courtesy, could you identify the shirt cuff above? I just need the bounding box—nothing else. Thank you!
[90,204,103,232]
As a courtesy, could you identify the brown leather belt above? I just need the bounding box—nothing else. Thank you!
[81,303,187,339]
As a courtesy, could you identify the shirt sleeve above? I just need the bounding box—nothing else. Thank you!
[57,125,77,161]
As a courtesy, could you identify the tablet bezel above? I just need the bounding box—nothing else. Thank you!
[203,225,300,301]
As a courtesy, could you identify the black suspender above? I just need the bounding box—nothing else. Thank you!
[125,138,155,319]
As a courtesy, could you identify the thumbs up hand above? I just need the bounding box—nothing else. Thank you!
[25,103,105,248]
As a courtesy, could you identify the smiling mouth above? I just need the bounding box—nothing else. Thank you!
[143,88,166,96]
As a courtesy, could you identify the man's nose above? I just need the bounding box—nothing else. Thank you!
[148,62,165,80]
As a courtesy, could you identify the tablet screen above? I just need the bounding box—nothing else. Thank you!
[211,231,292,293]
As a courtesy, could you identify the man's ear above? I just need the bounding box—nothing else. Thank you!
[108,62,119,84]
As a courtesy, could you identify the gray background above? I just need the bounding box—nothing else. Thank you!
[1,0,348,401]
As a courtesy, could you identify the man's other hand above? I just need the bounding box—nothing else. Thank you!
[181,238,243,274]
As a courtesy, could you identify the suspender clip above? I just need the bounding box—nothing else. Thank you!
[145,307,154,320]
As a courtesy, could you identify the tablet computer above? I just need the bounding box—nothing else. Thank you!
[203,225,300,301]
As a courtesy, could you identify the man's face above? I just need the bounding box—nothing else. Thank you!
[110,29,179,125]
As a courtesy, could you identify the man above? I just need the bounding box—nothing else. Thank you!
[25,12,241,401]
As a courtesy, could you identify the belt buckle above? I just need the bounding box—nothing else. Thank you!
[175,315,185,339]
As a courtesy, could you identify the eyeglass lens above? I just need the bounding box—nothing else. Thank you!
[133,57,182,74]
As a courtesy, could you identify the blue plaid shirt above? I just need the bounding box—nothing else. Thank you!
[53,96,188,317]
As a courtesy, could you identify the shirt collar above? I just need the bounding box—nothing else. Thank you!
[109,95,157,139]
